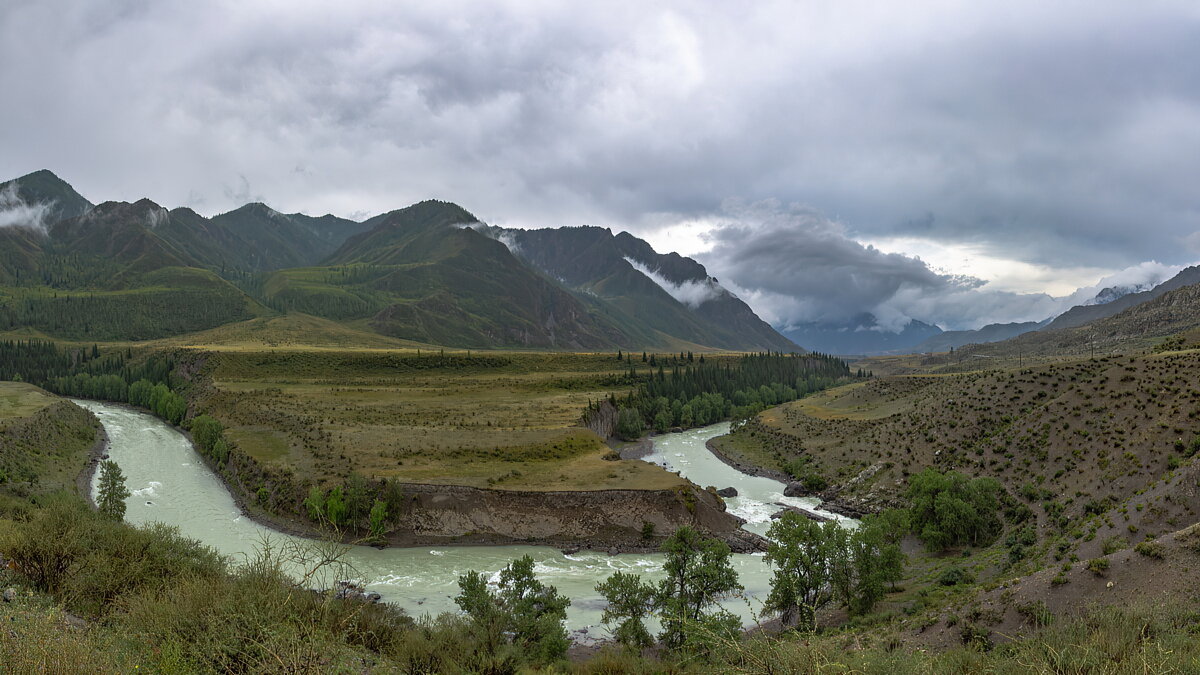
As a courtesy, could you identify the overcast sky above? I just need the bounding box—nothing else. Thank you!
[3,0,1199,331]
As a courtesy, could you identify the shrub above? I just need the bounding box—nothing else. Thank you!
[119,544,412,672]
[0,496,225,616]
[1134,541,1166,559]
[1101,535,1127,555]
[1015,600,1054,628]
[906,469,1003,550]
[938,566,974,586]
[1086,558,1109,575]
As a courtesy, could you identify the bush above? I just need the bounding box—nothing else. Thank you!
[1101,535,1127,555]
[1134,541,1166,559]
[1086,558,1110,575]
[0,496,225,616]
[783,457,827,492]
[938,566,975,586]
[121,561,409,671]
[1015,600,1054,628]
[906,469,1003,550]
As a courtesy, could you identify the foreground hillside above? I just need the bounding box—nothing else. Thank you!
[712,347,1200,646]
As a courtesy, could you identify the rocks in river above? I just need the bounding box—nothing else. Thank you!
[783,482,808,497]
[769,503,834,522]
[716,487,738,498]
[561,546,581,556]
[333,580,382,603]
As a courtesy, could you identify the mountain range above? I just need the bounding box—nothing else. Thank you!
[5,168,1200,356]
[0,170,797,351]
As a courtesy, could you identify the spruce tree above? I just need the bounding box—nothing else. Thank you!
[97,459,131,521]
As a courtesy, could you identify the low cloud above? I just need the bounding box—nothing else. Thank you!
[695,200,1193,332]
[624,256,721,308]
[0,183,51,231]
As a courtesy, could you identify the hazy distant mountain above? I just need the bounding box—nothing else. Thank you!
[911,320,1045,353]
[781,315,942,355]
[1041,266,1200,332]
[487,225,799,352]
[1087,283,1155,306]
[948,273,1200,362]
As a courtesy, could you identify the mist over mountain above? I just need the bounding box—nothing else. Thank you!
[485,225,798,352]
[779,315,943,356]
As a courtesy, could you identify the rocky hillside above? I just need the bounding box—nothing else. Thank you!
[715,350,1200,555]
[491,225,799,352]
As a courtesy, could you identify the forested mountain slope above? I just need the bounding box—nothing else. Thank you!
[263,201,632,348]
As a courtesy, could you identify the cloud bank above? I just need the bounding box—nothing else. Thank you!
[697,201,1193,332]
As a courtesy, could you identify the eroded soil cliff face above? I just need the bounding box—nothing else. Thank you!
[393,483,762,552]
[220,440,762,552]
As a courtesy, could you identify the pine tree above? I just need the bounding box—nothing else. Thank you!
[97,459,131,521]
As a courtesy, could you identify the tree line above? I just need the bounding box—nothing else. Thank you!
[451,513,905,662]
[590,351,859,440]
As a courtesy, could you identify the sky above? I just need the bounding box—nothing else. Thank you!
[2,0,1199,331]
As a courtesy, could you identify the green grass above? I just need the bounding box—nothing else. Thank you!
[0,382,57,420]
[191,348,700,491]
[0,386,98,493]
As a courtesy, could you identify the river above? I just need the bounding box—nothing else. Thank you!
[79,401,846,639]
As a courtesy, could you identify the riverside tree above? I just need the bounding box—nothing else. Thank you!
[595,526,744,653]
[764,513,905,631]
[656,526,743,650]
[595,571,657,648]
[456,555,571,665]
[763,514,841,631]
[96,460,131,521]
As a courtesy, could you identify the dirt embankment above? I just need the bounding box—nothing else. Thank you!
[219,448,763,553]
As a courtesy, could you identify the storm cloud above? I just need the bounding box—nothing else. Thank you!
[2,0,1199,329]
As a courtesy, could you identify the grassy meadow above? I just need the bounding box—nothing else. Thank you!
[175,325,720,491]
[0,381,59,420]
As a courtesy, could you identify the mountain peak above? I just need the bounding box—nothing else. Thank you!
[0,169,93,225]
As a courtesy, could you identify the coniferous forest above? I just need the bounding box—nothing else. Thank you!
[588,351,862,439]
